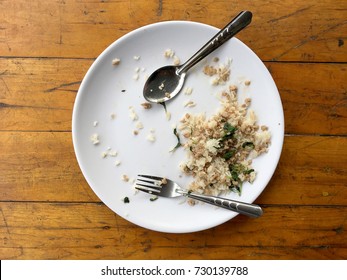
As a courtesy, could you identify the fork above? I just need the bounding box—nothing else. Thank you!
[135,174,263,218]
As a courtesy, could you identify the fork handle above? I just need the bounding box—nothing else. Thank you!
[186,192,263,217]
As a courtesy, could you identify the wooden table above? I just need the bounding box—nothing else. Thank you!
[1,0,346,260]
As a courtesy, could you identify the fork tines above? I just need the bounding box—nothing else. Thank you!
[138,174,163,181]
[135,174,163,194]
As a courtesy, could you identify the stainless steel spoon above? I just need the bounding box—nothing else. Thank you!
[143,11,253,103]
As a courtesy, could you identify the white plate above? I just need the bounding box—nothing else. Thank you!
[72,21,284,233]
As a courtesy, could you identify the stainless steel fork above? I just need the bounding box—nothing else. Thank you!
[135,174,263,218]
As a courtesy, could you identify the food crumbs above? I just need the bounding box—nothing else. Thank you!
[184,100,196,108]
[229,85,238,93]
[123,197,130,203]
[178,85,271,198]
[322,191,329,197]
[184,87,193,95]
[136,122,144,129]
[159,83,165,90]
[203,59,231,85]
[122,175,130,182]
[108,150,118,157]
[244,80,251,86]
[129,107,138,121]
[173,56,180,66]
[161,178,168,185]
[146,133,156,142]
[261,125,268,131]
[141,102,152,109]
[164,49,175,58]
[90,134,100,145]
[112,58,121,65]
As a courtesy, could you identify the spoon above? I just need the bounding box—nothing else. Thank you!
[143,11,253,103]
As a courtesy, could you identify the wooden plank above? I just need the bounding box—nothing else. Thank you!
[266,62,347,135]
[1,0,345,264]
[2,246,346,260]
[1,58,346,135]
[0,58,91,131]
[0,132,99,202]
[0,202,346,259]
[0,132,346,205]
[0,0,346,62]
[258,135,347,205]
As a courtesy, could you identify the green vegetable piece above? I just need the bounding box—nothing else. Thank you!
[242,141,255,149]
[244,168,255,175]
[230,185,242,196]
[159,102,167,113]
[229,164,240,181]
[170,128,182,152]
[231,170,239,181]
[223,122,236,133]
[221,122,237,141]
[123,197,130,203]
[223,150,235,160]
[228,164,255,196]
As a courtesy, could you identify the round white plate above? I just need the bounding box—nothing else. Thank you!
[72,21,284,233]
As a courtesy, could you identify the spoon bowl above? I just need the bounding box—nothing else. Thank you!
[143,11,252,103]
[143,65,186,103]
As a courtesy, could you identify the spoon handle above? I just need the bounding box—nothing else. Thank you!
[177,11,252,75]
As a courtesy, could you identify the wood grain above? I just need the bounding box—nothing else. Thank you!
[0,202,345,259]
[267,62,347,135]
[0,132,346,205]
[0,0,346,62]
[1,59,346,135]
[0,132,98,202]
[0,58,90,131]
[0,0,346,260]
